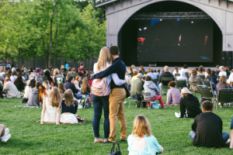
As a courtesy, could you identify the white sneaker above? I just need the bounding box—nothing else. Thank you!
[1,128,11,142]
[175,112,181,118]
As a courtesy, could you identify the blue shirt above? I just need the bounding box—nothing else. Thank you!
[127,134,163,155]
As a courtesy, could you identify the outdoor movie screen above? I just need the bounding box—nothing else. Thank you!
[137,18,213,63]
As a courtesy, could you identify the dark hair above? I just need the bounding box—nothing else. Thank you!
[202,100,213,111]
[145,76,152,81]
[29,79,36,88]
[110,46,119,55]
[168,81,176,87]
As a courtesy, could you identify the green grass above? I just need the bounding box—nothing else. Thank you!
[0,98,232,155]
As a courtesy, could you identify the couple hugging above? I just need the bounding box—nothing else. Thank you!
[91,46,127,143]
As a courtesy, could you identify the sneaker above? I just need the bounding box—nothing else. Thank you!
[103,138,111,143]
[94,138,104,143]
[1,128,11,142]
[175,112,181,118]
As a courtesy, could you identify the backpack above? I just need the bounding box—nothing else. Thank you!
[91,78,110,96]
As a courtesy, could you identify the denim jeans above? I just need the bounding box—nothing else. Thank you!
[92,95,109,138]
[189,131,229,143]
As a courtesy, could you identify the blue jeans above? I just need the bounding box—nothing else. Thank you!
[92,95,109,138]
[189,131,229,143]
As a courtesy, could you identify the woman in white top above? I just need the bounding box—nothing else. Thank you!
[91,47,125,143]
[40,87,61,125]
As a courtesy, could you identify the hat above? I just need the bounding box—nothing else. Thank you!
[181,87,192,94]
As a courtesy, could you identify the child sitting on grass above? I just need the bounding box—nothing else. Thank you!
[127,115,164,155]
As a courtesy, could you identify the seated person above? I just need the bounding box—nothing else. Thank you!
[189,69,203,92]
[64,76,82,99]
[178,87,201,118]
[166,81,181,105]
[60,89,79,124]
[159,66,175,86]
[143,76,164,108]
[127,115,163,155]
[27,79,39,107]
[216,76,229,94]
[189,101,229,147]
[40,87,61,125]
[3,76,21,98]
[130,72,143,101]
[0,124,11,142]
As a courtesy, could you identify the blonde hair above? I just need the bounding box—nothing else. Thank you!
[96,47,111,71]
[132,115,152,137]
[50,87,61,107]
[53,68,60,76]
[81,77,89,94]
[64,89,74,106]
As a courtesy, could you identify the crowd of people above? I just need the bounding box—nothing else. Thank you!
[0,46,233,153]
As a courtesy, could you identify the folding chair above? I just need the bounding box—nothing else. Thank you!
[218,88,233,107]
[196,85,217,109]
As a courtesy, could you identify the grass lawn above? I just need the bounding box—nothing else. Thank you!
[0,98,232,155]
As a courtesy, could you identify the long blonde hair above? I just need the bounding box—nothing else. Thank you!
[132,115,152,137]
[50,87,61,107]
[96,47,111,71]
[64,89,74,106]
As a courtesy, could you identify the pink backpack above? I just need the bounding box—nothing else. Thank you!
[91,78,110,96]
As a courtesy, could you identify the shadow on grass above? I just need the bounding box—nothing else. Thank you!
[1,138,43,149]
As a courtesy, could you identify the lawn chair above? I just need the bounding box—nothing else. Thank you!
[218,88,233,107]
[196,85,218,109]
[140,92,152,108]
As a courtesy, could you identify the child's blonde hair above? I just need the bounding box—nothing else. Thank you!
[132,115,152,137]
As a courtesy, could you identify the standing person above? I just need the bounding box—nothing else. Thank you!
[91,47,126,143]
[190,101,229,147]
[91,47,111,143]
[93,46,127,142]
[127,115,164,155]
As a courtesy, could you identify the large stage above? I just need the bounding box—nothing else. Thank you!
[96,0,233,67]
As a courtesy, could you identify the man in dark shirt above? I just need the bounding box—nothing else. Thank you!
[92,46,127,142]
[159,66,175,86]
[190,100,229,147]
[179,87,201,118]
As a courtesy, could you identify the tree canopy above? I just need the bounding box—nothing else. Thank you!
[0,0,106,67]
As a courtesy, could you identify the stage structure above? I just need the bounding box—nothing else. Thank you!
[95,0,233,66]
